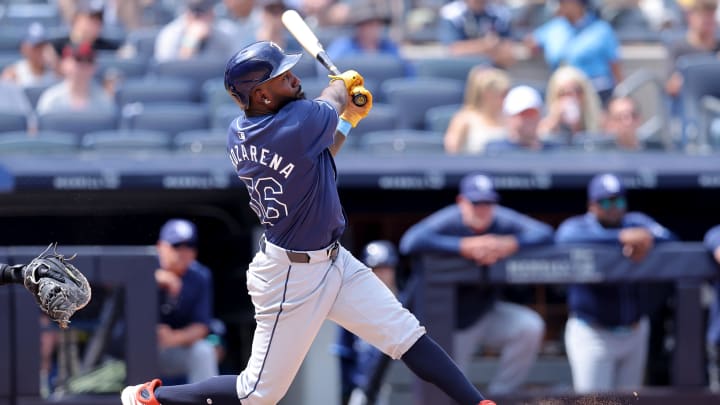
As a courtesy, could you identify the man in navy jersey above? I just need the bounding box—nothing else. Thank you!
[121,41,495,405]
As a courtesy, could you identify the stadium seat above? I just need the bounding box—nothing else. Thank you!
[381,78,465,129]
[23,82,57,110]
[37,110,119,136]
[0,4,61,28]
[676,55,720,148]
[122,102,209,137]
[0,111,28,133]
[174,129,227,153]
[357,129,445,153]
[353,103,398,136]
[335,54,407,88]
[81,129,172,152]
[96,55,149,80]
[0,51,20,72]
[413,56,490,82]
[0,26,26,52]
[124,27,161,58]
[202,79,234,117]
[212,103,242,130]
[150,58,227,91]
[424,104,461,133]
[116,77,198,106]
[0,130,79,153]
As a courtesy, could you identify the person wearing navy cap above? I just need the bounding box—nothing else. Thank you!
[556,173,677,393]
[154,218,219,384]
[703,224,720,392]
[400,172,552,395]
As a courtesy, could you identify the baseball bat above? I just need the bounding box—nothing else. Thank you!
[281,9,367,107]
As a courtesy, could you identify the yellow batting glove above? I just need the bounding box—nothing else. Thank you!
[340,86,373,127]
[328,70,364,93]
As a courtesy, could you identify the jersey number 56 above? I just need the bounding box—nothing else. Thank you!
[239,176,288,226]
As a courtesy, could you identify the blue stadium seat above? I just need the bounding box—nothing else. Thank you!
[122,102,209,137]
[0,111,29,133]
[202,79,232,116]
[212,104,243,130]
[0,51,20,72]
[335,54,407,89]
[24,82,57,109]
[676,55,720,148]
[124,27,161,59]
[0,4,62,28]
[149,57,227,90]
[357,129,445,154]
[413,56,490,82]
[116,77,198,106]
[353,103,398,137]
[424,104,461,133]
[37,110,119,136]
[96,55,149,80]
[0,26,26,52]
[82,129,172,152]
[381,78,465,129]
[0,130,79,153]
[174,129,227,153]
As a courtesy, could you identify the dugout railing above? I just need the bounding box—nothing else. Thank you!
[2,246,158,405]
[411,242,719,405]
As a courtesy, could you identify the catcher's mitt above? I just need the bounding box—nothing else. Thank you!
[23,243,91,328]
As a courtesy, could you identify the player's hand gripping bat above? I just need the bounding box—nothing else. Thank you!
[281,9,368,107]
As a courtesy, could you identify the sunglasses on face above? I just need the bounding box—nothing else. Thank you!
[597,196,627,210]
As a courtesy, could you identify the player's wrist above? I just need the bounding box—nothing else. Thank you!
[337,118,352,137]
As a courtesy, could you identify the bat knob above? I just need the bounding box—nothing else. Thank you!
[352,93,367,107]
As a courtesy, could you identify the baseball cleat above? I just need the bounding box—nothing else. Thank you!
[120,378,162,405]
[479,401,497,405]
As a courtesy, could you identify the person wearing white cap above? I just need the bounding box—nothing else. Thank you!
[486,85,561,153]
[1,22,59,87]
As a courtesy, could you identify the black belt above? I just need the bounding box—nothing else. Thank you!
[260,237,340,264]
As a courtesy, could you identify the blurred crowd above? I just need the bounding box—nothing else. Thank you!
[0,0,720,152]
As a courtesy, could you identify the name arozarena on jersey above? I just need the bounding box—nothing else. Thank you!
[228,140,296,179]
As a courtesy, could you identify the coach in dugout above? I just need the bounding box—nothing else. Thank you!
[556,173,677,393]
[399,172,550,395]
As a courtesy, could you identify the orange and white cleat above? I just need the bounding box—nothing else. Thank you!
[120,378,162,405]
[479,401,497,405]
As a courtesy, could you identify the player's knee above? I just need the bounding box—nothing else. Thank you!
[519,311,545,345]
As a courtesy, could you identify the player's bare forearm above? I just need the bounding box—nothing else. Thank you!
[329,131,347,156]
[318,80,347,115]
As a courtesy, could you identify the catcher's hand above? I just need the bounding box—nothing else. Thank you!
[22,243,91,328]
[340,86,373,127]
[328,69,364,93]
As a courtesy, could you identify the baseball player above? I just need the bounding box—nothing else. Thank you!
[556,173,676,393]
[121,41,495,405]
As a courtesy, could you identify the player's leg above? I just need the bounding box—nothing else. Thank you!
[564,316,615,393]
[476,301,545,395]
[327,247,493,405]
[615,316,650,390]
[453,317,488,373]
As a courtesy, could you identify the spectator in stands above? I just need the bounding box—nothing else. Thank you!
[704,224,720,392]
[556,173,677,393]
[1,23,59,88]
[325,3,414,76]
[538,65,603,143]
[216,0,261,51]
[444,67,510,154]
[437,0,516,67]
[400,172,549,395]
[58,0,151,31]
[154,0,235,62]
[333,240,405,405]
[664,0,719,99]
[525,0,622,104]
[254,0,302,52]
[36,42,116,114]
[49,0,123,55]
[603,95,664,150]
[485,85,560,153]
[155,218,219,383]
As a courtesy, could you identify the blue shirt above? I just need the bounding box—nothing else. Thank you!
[533,13,619,91]
[158,261,213,329]
[704,225,720,344]
[438,0,512,44]
[227,99,344,250]
[400,204,554,328]
[556,212,676,327]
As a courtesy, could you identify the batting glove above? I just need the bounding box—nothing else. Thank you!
[340,86,373,127]
[329,70,364,93]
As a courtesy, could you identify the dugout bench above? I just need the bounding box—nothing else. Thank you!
[412,242,720,405]
[4,246,158,405]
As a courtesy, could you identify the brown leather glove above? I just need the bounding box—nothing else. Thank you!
[340,86,373,127]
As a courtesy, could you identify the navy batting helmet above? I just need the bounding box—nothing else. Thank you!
[361,240,399,268]
[224,41,302,109]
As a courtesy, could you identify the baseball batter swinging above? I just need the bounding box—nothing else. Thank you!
[121,41,495,405]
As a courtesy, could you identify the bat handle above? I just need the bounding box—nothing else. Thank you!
[351,91,367,107]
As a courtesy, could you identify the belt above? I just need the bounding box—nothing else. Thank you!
[259,236,339,264]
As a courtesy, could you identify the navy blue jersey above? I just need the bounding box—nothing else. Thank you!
[227,99,344,250]
[158,261,214,329]
[556,212,676,327]
[705,225,720,345]
[400,204,554,328]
